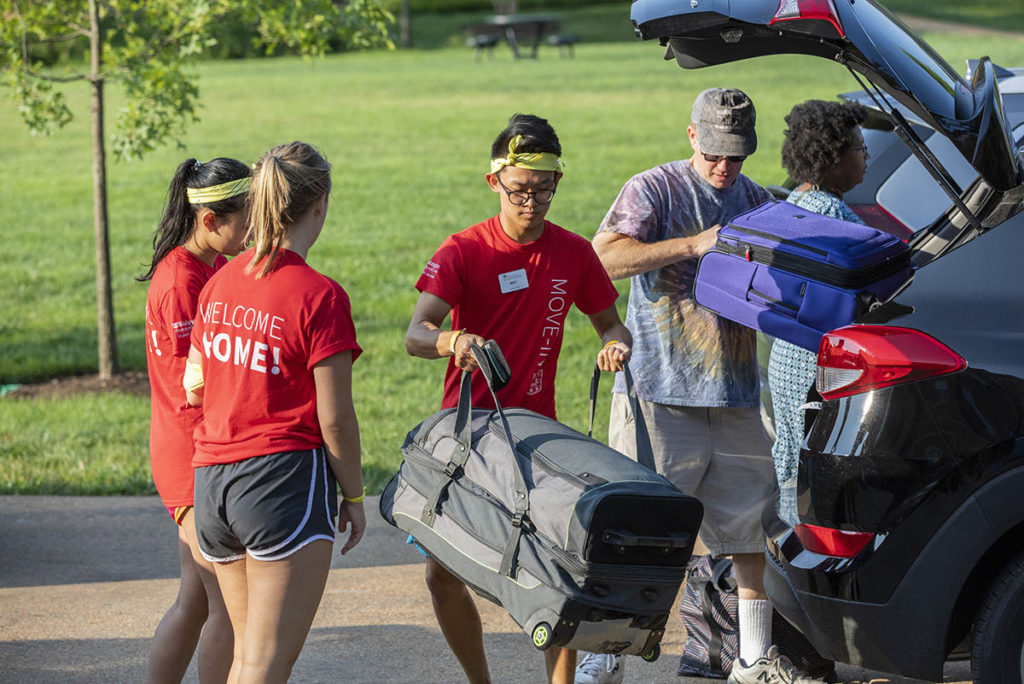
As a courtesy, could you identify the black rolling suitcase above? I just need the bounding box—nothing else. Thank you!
[379,342,703,659]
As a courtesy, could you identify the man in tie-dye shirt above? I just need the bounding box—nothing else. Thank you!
[578,90,819,684]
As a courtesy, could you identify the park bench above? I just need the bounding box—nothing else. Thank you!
[465,25,503,61]
[466,14,562,60]
[545,33,579,58]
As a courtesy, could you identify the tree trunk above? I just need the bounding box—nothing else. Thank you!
[400,0,411,48]
[89,0,119,380]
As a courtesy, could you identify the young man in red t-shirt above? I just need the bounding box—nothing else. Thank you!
[405,113,633,684]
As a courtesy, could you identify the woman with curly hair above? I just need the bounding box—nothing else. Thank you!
[780,99,870,222]
[770,99,870,524]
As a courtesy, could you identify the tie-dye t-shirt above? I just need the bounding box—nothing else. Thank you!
[599,160,771,407]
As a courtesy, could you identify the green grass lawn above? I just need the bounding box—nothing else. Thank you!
[883,0,1024,33]
[408,3,640,49]
[2,20,1023,495]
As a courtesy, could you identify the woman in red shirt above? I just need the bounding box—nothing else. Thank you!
[186,141,364,683]
[140,157,250,683]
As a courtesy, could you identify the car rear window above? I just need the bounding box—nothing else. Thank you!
[876,130,979,231]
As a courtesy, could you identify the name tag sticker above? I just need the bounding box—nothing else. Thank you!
[499,269,529,294]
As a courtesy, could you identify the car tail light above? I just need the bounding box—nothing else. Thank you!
[848,203,913,241]
[816,325,966,400]
[769,0,845,38]
[794,523,874,557]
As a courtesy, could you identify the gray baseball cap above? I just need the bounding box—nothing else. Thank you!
[691,88,757,157]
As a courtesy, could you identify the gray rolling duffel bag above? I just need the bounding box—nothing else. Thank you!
[379,341,703,660]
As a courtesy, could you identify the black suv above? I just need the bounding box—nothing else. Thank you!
[629,0,1024,681]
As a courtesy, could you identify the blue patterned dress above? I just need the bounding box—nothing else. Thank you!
[768,188,864,524]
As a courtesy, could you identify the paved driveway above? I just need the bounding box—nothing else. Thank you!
[0,496,971,683]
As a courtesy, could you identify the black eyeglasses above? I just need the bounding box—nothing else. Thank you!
[847,144,869,157]
[702,152,748,164]
[495,175,556,206]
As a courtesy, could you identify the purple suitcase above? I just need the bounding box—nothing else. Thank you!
[694,200,912,352]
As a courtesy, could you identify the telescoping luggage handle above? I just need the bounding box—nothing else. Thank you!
[587,363,656,471]
[589,366,697,556]
[420,340,531,581]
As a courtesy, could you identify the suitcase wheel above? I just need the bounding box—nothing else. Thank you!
[640,643,660,662]
[531,622,553,650]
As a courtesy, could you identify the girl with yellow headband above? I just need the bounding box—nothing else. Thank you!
[139,156,250,684]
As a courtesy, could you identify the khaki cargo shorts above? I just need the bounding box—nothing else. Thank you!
[608,392,777,557]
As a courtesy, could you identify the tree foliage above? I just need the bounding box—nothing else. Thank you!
[1,0,393,380]
[1,0,394,159]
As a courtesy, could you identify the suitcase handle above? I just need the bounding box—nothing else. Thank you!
[464,342,532,580]
[746,287,799,315]
[603,529,692,551]
[423,340,528,584]
[588,363,656,471]
[450,339,511,453]
[472,339,511,392]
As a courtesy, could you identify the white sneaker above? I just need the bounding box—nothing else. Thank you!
[727,646,824,684]
[574,651,624,684]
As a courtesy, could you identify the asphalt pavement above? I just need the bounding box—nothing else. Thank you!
[0,496,972,683]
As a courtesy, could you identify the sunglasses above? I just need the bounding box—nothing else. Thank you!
[702,152,748,164]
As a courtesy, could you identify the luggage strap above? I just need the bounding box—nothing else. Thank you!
[420,370,474,527]
[587,363,656,471]
[420,341,532,581]
[700,557,738,674]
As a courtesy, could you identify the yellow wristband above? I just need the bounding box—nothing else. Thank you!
[602,339,619,350]
[448,329,466,355]
[343,487,366,504]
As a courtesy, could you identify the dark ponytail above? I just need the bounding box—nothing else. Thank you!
[137,157,251,281]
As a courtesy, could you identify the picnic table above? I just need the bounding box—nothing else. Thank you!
[479,13,562,59]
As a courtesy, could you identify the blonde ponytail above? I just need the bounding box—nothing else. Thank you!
[246,142,332,278]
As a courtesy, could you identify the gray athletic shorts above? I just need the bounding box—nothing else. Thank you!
[194,447,338,563]
[608,393,777,557]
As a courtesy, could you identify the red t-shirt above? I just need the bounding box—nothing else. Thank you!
[416,217,618,419]
[191,249,362,466]
[145,246,226,507]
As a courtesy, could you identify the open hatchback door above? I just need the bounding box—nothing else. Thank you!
[630,0,1022,193]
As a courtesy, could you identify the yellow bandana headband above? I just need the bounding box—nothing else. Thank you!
[489,135,564,175]
[186,177,251,205]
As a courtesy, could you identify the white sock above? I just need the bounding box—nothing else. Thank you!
[738,598,772,667]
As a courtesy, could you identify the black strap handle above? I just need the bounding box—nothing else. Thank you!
[701,579,727,674]
[588,363,656,471]
[711,556,738,593]
[421,369,473,526]
[421,340,531,579]
[700,557,738,674]
[473,339,511,392]
[467,342,531,580]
